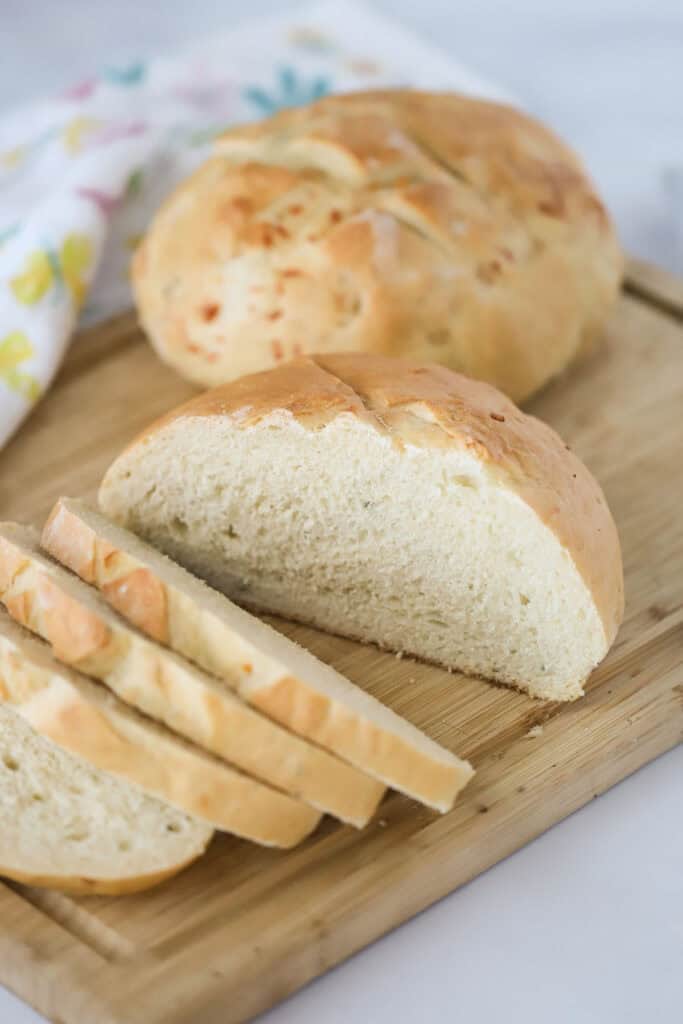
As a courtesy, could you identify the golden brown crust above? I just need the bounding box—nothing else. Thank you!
[44,499,470,814]
[0,856,200,895]
[43,500,389,825]
[123,353,623,644]
[0,613,318,846]
[249,674,473,808]
[44,504,171,644]
[43,503,177,648]
[0,525,375,829]
[132,89,622,401]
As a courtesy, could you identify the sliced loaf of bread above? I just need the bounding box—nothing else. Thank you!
[0,609,319,846]
[0,523,379,826]
[0,702,212,893]
[99,353,624,701]
[42,497,474,812]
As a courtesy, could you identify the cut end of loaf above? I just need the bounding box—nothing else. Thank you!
[100,384,620,703]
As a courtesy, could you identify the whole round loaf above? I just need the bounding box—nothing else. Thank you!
[99,353,624,701]
[132,89,622,402]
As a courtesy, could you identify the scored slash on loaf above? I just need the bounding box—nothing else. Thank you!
[42,497,474,813]
[132,89,622,400]
[0,608,319,848]
[99,353,624,702]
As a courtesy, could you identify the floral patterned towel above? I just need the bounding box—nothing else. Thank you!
[0,0,507,450]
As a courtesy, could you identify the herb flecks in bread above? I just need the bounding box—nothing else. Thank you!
[100,353,624,701]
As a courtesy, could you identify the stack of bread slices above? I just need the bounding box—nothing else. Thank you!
[0,498,473,893]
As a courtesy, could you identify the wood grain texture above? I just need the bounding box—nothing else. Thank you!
[0,259,682,1024]
[625,259,683,319]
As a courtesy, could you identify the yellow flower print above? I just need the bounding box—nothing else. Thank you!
[10,234,92,310]
[60,233,92,308]
[10,251,53,305]
[0,332,41,402]
[62,116,100,155]
[287,27,335,52]
[0,146,25,169]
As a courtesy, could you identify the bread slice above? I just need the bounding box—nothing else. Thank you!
[0,702,212,894]
[0,609,319,847]
[99,353,624,702]
[43,497,474,812]
[0,525,376,827]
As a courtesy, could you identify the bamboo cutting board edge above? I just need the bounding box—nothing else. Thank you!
[0,259,681,1024]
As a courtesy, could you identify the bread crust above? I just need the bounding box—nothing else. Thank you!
[42,501,388,826]
[0,854,203,895]
[0,531,351,841]
[108,354,623,648]
[132,89,622,401]
[0,610,319,846]
[44,499,473,813]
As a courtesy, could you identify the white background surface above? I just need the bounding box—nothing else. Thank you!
[1,3,682,1022]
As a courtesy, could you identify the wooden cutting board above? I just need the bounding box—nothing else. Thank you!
[0,260,681,1024]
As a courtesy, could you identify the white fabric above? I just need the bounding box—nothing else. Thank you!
[0,0,509,451]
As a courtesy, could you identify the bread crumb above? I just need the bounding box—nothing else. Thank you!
[526,724,544,738]
[378,819,388,828]
[395,650,404,660]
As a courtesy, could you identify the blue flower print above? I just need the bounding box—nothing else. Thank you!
[244,66,331,115]
[103,61,146,87]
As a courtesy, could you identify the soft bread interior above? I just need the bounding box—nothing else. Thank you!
[0,703,211,889]
[101,413,608,701]
[56,498,464,773]
[0,606,324,836]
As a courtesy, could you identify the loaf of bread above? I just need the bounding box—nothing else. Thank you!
[0,701,212,893]
[42,498,473,812]
[132,89,622,402]
[0,524,378,828]
[100,353,624,701]
[0,609,320,846]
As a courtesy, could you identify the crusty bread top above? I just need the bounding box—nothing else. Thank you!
[123,353,623,645]
[132,89,622,400]
[215,89,604,214]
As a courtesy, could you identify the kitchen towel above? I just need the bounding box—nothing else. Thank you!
[0,0,508,450]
